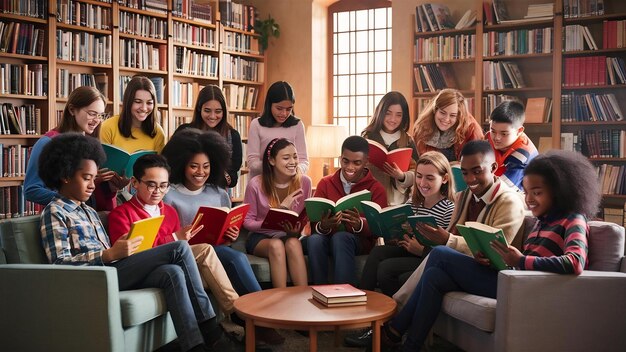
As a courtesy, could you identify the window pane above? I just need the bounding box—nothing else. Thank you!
[355,117,368,135]
[375,8,387,29]
[337,75,349,96]
[374,51,387,73]
[355,52,368,74]
[356,10,368,31]
[374,73,387,94]
[350,11,356,31]
[374,29,387,51]
[337,33,349,54]
[338,97,349,117]
[337,12,349,32]
[355,74,368,95]
[337,54,349,75]
[350,74,356,95]
[356,95,369,117]
[356,30,368,52]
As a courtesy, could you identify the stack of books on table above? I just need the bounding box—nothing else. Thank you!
[311,284,367,307]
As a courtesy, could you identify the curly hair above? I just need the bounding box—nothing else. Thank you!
[261,138,302,207]
[38,133,106,190]
[161,128,231,188]
[413,88,471,145]
[524,150,601,217]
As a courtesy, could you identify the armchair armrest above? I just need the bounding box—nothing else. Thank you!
[0,264,125,352]
[495,270,626,352]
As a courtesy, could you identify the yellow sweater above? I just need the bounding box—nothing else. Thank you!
[100,115,165,153]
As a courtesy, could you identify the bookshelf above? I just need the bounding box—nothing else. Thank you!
[412,0,626,222]
[0,0,267,212]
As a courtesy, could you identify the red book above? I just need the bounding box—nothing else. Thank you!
[158,44,167,71]
[585,56,593,86]
[188,203,250,246]
[261,208,308,232]
[603,20,608,49]
[311,284,367,306]
[367,139,413,172]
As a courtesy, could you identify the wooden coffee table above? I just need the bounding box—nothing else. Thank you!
[234,286,397,352]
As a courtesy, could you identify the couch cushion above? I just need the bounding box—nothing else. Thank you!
[119,288,168,328]
[441,291,497,332]
[587,221,625,272]
[0,215,48,264]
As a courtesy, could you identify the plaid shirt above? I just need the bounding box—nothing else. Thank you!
[40,196,111,265]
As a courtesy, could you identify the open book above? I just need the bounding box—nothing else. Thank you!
[127,215,165,254]
[305,190,371,222]
[261,208,308,232]
[361,201,413,241]
[406,215,440,247]
[188,203,250,246]
[101,144,156,178]
[456,221,509,270]
[367,139,413,172]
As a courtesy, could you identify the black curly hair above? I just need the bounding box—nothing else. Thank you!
[161,128,231,188]
[524,150,601,217]
[38,133,106,190]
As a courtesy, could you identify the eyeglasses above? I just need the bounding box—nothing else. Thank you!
[84,110,110,121]
[139,180,170,193]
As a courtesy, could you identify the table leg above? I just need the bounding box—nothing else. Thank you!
[371,321,382,352]
[309,328,318,352]
[245,319,255,352]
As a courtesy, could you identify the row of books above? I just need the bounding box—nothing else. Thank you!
[222,54,264,82]
[483,95,553,123]
[414,4,456,32]
[223,83,259,111]
[218,0,257,32]
[0,103,41,135]
[0,63,47,96]
[562,130,625,158]
[598,164,626,195]
[229,171,248,200]
[119,75,165,104]
[0,186,39,219]
[172,0,213,23]
[563,0,605,19]
[486,0,553,25]
[415,96,475,119]
[564,25,598,51]
[603,20,626,49]
[56,30,112,65]
[223,32,260,55]
[0,143,31,177]
[227,114,251,139]
[174,47,218,77]
[118,0,167,15]
[482,28,553,56]
[413,64,456,93]
[561,92,623,122]
[603,205,626,227]
[1,1,47,19]
[56,70,108,99]
[171,81,204,108]
[119,11,167,40]
[119,39,166,71]
[414,34,475,62]
[482,61,526,90]
[56,0,111,30]
[0,21,45,57]
[563,56,614,87]
[172,22,216,49]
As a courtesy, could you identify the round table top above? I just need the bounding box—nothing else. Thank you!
[234,286,397,327]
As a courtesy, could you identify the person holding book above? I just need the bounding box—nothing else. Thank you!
[175,85,243,188]
[99,75,166,154]
[303,136,387,286]
[24,86,120,211]
[37,134,241,352]
[486,100,538,191]
[361,91,419,205]
[246,81,309,178]
[374,149,600,352]
[243,137,312,288]
[160,129,284,345]
[412,88,483,162]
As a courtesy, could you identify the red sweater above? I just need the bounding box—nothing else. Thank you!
[107,197,181,247]
[314,168,388,254]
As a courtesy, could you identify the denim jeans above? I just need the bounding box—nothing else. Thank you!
[304,231,361,285]
[389,246,498,351]
[110,241,215,351]
[215,244,262,294]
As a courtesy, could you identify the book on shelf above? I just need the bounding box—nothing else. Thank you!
[304,190,372,223]
[127,215,165,254]
[406,215,440,247]
[537,136,554,154]
[0,185,38,219]
[524,97,552,123]
[311,284,367,307]
[561,93,623,122]
[188,203,250,246]
[455,10,477,30]
[360,201,413,241]
[456,221,509,271]
[367,139,413,172]
[603,207,624,226]
[261,208,308,232]
[563,0,605,18]
[101,144,156,178]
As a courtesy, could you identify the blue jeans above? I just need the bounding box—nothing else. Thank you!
[214,244,262,294]
[389,246,498,351]
[110,241,215,351]
[304,231,361,285]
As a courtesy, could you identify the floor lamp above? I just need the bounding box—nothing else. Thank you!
[306,124,349,176]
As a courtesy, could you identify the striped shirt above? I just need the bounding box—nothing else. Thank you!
[519,212,589,274]
[40,196,110,266]
[410,198,455,228]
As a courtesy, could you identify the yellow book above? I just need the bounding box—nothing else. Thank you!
[127,215,165,254]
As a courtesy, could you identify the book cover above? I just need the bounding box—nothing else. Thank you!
[311,284,366,305]
[367,139,413,172]
[456,221,509,270]
[525,97,550,123]
[188,203,250,246]
[451,164,467,192]
[261,208,308,232]
[430,3,455,30]
[406,215,439,247]
[361,201,413,241]
[101,144,156,178]
[305,189,372,222]
[127,215,165,254]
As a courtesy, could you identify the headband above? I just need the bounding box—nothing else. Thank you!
[266,138,280,159]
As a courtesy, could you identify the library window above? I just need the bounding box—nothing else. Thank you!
[330,2,392,135]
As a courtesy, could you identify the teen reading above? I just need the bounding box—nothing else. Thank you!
[367,139,414,172]
[127,215,165,253]
[304,189,371,222]
[455,221,509,270]
[361,201,413,241]
[188,203,250,246]
[101,143,156,177]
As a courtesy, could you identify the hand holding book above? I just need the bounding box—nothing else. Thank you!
[489,239,523,268]
[397,234,425,256]
[340,207,362,232]
[413,221,450,246]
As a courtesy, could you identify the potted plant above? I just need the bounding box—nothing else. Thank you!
[254,15,280,52]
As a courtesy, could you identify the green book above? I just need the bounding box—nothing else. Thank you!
[101,144,156,178]
[455,221,509,270]
[406,215,440,247]
[451,164,467,192]
[305,189,371,223]
[361,201,414,240]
